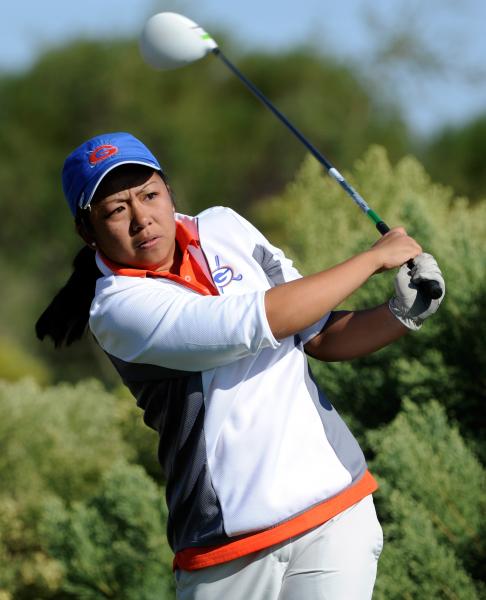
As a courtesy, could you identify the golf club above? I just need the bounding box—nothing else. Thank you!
[140,12,443,300]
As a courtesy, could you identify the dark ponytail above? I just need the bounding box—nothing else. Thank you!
[35,245,101,347]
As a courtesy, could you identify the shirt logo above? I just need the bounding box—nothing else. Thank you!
[88,144,118,165]
[212,255,242,294]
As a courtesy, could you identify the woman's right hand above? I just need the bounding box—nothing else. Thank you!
[367,227,422,272]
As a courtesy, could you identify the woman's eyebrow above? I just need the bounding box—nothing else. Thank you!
[102,195,128,205]
[136,180,158,195]
[97,178,159,205]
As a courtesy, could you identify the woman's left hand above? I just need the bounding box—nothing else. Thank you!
[389,253,446,330]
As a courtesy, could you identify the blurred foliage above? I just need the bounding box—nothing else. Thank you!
[0,379,173,599]
[0,495,65,600]
[422,113,486,203]
[40,461,174,599]
[1,383,484,597]
[0,336,50,385]
[370,400,485,599]
[0,379,128,503]
[252,146,486,460]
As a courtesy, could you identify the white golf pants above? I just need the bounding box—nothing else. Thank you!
[175,494,383,600]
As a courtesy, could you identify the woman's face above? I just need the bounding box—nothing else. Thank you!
[83,166,177,271]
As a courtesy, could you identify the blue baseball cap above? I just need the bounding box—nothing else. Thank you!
[62,132,162,216]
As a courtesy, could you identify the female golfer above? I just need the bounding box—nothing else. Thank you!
[37,132,445,599]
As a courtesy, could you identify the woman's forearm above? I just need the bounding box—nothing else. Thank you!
[264,227,422,341]
[264,250,379,339]
[304,304,408,361]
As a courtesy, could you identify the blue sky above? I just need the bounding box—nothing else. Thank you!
[2,0,485,135]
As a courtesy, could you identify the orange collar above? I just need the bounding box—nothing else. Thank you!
[100,221,219,296]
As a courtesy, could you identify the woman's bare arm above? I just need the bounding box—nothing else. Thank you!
[304,304,408,362]
[264,228,421,340]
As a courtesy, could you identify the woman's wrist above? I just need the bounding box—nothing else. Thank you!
[355,248,383,278]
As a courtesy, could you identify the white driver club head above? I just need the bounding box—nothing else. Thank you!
[140,12,218,71]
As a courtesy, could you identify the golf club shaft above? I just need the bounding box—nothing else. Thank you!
[213,48,442,300]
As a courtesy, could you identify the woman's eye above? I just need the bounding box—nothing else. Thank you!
[106,206,125,218]
[146,192,156,200]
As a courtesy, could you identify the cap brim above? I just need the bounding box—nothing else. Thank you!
[80,159,162,210]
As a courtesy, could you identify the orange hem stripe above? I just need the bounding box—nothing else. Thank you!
[174,470,378,571]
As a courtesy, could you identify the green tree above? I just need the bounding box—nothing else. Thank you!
[369,400,485,599]
[40,461,174,599]
[0,379,128,502]
[0,379,172,599]
[423,113,486,203]
[0,496,64,599]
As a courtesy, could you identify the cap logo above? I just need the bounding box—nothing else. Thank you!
[88,144,118,165]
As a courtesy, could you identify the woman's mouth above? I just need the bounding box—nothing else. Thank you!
[137,236,160,250]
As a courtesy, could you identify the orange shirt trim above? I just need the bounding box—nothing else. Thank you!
[174,470,378,571]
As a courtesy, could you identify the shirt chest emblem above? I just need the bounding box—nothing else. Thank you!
[212,255,243,294]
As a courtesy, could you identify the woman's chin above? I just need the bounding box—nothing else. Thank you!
[131,252,171,272]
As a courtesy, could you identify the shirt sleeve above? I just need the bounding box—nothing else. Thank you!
[89,278,280,372]
[226,209,331,342]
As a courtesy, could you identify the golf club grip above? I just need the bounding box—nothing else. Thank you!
[376,221,443,300]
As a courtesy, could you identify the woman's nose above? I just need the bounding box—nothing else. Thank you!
[131,202,152,232]
[132,216,149,232]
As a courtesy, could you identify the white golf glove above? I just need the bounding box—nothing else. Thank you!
[389,252,445,331]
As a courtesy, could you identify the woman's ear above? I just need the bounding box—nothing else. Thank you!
[75,219,96,248]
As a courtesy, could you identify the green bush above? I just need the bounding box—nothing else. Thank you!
[369,400,485,598]
[40,461,174,599]
[0,496,64,599]
[0,379,173,599]
[0,379,128,502]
